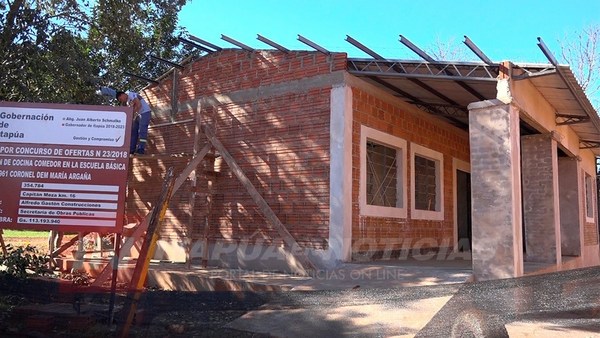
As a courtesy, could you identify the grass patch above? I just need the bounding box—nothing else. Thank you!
[2,230,49,238]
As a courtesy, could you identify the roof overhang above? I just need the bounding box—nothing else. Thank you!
[348,58,600,155]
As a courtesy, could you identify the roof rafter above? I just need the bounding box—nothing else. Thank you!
[366,76,468,128]
[399,34,488,100]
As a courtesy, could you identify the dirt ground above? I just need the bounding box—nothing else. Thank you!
[2,233,92,257]
[3,236,51,253]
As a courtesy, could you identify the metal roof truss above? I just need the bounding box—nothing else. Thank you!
[348,59,499,82]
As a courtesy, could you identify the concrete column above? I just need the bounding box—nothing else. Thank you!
[558,157,581,256]
[521,134,561,265]
[328,85,353,264]
[468,99,523,280]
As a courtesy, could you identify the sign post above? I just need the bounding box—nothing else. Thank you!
[0,102,132,234]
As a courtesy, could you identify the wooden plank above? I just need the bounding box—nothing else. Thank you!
[173,143,211,192]
[203,126,315,274]
[119,168,176,337]
[90,143,211,288]
[186,105,203,267]
[51,232,89,257]
[107,233,122,324]
[201,178,214,267]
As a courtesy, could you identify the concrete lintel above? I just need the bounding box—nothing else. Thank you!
[153,71,347,116]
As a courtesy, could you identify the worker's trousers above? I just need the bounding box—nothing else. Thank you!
[130,111,151,154]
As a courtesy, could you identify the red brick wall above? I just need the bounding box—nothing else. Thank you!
[126,50,346,250]
[584,222,598,246]
[351,87,470,253]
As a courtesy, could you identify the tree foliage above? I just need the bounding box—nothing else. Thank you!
[0,0,192,104]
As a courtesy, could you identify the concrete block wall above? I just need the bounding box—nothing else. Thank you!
[127,49,348,259]
[350,87,470,254]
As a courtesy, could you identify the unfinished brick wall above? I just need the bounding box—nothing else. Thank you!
[521,134,559,262]
[127,49,347,251]
[351,87,470,254]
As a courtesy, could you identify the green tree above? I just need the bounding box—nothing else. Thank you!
[0,0,191,104]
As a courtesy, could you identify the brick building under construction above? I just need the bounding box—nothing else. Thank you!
[123,34,600,281]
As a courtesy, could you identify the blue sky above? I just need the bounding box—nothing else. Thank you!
[178,0,600,63]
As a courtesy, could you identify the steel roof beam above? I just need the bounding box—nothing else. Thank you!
[512,69,557,80]
[348,69,497,82]
[399,35,435,62]
[350,57,498,67]
[463,36,494,65]
[347,59,498,81]
[178,37,215,53]
[124,71,158,85]
[536,37,560,66]
[398,35,487,100]
[150,55,184,70]
[256,34,290,53]
[537,36,600,133]
[188,35,223,51]
[345,35,385,60]
[297,35,330,54]
[367,76,422,102]
[367,76,467,128]
[345,38,469,106]
[221,34,254,52]
[365,75,465,115]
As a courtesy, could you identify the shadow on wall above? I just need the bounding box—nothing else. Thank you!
[126,85,331,268]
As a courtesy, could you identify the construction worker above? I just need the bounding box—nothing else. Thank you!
[115,90,152,155]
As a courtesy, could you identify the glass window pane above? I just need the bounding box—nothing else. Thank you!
[586,173,594,219]
[366,140,398,207]
[414,155,437,211]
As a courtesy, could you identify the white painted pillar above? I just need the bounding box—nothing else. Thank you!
[329,85,353,263]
